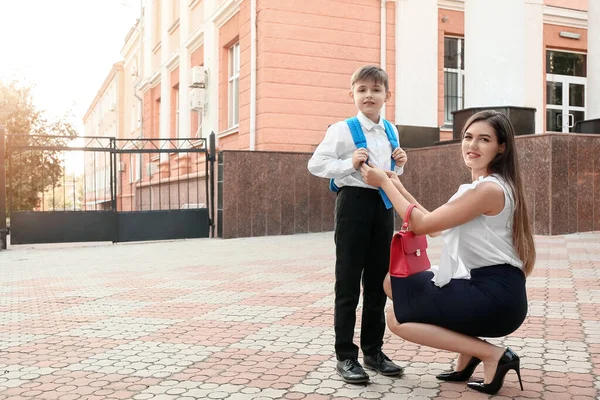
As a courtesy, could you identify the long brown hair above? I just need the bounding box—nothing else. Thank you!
[461,110,536,276]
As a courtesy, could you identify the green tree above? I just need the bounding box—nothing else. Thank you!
[1,81,78,212]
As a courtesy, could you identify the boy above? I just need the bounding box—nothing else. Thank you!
[308,65,407,383]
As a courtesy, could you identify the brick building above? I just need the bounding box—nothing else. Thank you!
[83,0,600,236]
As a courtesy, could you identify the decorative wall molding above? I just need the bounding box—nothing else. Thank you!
[543,5,587,29]
[438,0,463,12]
[211,0,243,28]
[166,52,180,71]
[185,25,205,52]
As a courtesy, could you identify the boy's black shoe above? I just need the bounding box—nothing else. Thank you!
[363,351,404,376]
[336,359,369,383]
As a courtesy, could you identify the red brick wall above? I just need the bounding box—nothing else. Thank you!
[255,0,387,152]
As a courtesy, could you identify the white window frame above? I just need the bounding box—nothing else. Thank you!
[228,42,240,129]
[545,49,587,133]
[136,154,141,182]
[546,74,586,133]
[443,36,465,127]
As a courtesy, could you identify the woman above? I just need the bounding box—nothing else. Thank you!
[360,110,535,395]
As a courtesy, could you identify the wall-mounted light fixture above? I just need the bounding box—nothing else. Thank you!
[559,31,581,40]
[441,16,449,23]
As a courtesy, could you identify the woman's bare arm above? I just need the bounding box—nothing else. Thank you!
[382,179,504,236]
[386,175,441,237]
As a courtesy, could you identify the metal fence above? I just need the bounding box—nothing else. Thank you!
[1,128,216,246]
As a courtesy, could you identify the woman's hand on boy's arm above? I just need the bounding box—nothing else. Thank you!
[392,147,407,167]
[383,170,441,237]
[360,161,389,187]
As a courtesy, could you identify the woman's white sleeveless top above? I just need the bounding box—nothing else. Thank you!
[430,174,523,287]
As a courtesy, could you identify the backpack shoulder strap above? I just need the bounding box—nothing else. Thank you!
[382,119,399,170]
[382,119,399,149]
[345,117,367,149]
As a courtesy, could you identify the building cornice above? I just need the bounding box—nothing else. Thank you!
[189,0,201,9]
[150,71,161,87]
[185,25,205,52]
[83,62,124,122]
[438,0,463,12]
[211,0,243,28]
[168,18,180,35]
[139,79,152,94]
[166,52,180,71]
[137,72,161,94]
[543,5,587,29]
[121,20,141,56]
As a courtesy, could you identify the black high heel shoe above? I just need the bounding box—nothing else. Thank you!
[467,348,524,395]
[436,356,481,382]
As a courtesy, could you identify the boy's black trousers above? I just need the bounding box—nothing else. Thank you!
[334,186,394,361]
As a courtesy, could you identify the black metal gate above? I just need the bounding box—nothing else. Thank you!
[0,129,216,247]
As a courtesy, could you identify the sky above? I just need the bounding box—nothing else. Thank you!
[0,0,140,132]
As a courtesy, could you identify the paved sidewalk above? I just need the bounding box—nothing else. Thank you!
[1,232,599,400]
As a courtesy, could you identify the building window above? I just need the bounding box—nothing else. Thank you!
[130,154,141,183]
[129,155,134,183]
[546,50,587,133]
[444,37,465,126]
[228,42,240,128]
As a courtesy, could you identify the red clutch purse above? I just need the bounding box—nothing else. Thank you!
[389,204,431,278]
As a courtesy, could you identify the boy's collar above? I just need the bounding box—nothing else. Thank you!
[357,111,385,130]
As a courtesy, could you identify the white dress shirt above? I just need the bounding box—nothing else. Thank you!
[429,175,524,287]
[307,112,404,189]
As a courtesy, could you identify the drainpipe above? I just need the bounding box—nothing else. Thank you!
[380,0,387,119]
[249,0,257,150]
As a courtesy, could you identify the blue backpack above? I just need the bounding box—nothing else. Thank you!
[329,117,399,209]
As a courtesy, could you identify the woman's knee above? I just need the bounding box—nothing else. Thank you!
[386,308,409,337]
[386,307,403,328]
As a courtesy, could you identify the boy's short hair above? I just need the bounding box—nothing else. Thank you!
[350,65,389,92]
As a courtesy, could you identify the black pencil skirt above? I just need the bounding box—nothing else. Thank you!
[390,264,528,338]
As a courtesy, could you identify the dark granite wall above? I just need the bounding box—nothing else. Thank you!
[219,151,336,239]
[219,133,600,238]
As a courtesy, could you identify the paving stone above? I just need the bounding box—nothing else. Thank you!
[0,232,599,399]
